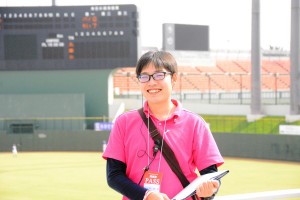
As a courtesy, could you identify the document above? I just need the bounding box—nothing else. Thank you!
[172,170,229,200]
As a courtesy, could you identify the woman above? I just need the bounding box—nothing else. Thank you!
[102,51,224,200]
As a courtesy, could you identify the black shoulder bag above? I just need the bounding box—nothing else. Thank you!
[138,108,198,200]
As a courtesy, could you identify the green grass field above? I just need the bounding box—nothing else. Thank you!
[0,152,299,200]
[202,115,300,134]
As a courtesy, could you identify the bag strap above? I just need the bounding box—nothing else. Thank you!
[138,108,199,200]
[138,108,192,188]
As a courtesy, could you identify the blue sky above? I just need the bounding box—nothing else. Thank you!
[0,0,291,51]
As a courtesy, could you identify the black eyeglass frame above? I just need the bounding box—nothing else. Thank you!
[137,71,172,83]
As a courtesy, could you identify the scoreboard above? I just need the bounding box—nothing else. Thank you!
[0,5,138,70]
[163,23,209,51]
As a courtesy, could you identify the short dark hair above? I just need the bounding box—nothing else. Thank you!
[135,51,178,76]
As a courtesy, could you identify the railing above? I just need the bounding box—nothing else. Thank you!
[203,115,300,134]
[216,189,300,200]
[113,73,290,105]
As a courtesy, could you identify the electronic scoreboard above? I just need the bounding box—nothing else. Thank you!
[0,5,138,70]
[163,23,209,51]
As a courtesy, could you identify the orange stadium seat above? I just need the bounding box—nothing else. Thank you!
[262,60,290,74]
[232,60,252,73]
[275,60,290,73]
[216,60,248,73]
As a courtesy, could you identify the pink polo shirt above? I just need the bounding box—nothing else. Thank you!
[102,100,224,199]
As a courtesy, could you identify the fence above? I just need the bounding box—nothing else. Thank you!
[203,115,300,134]
[1,115,299,134]
[0,117,110,133]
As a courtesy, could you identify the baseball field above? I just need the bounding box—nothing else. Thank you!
[0,152,299,200]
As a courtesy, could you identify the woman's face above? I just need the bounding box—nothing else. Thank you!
[139,62,177,105]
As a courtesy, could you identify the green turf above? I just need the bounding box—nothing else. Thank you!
[0,152,299,200]
[202,115,300,134]
[0,152,121,200]
[218,157,300,198]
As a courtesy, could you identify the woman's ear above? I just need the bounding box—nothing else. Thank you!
[172,73,177,87]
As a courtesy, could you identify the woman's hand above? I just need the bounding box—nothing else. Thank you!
[196,180,219,198]
[146,191,170,200]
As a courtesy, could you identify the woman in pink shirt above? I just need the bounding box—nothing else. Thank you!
[103,51,224,200]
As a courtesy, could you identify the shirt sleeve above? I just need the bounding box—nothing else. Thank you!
[194,119,224,170]
[106,157,147,200]
[199,164,217,175]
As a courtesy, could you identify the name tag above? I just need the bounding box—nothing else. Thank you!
[143,171,163,192]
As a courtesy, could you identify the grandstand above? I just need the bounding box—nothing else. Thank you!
[113,56,290,102]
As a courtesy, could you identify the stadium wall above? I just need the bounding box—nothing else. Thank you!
[0,70,113,119]
[1,131,299,162]
[0,130,110,152]
[0,94,86,131]
[213,133,300,162]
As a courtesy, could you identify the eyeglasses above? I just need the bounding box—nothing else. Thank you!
[137,72,172,83]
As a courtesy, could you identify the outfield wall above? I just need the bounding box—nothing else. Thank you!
[213,133,300,162]
[0,131,110,152]
[1,131,299,162]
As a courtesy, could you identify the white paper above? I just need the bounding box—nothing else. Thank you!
[172,170,229,200]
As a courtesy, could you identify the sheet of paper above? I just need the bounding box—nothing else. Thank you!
[172,170,229,200]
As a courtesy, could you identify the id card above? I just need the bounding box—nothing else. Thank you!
[143,171,163,192]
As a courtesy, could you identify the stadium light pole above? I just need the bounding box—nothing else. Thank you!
[248,0,264,122]
[286,0,300,122]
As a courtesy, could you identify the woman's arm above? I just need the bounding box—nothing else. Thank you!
[106,158,147,199]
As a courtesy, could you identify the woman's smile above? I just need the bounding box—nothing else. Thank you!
[147,89,162,94]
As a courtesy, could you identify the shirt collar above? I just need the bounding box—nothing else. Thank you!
[143,99,182,119]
